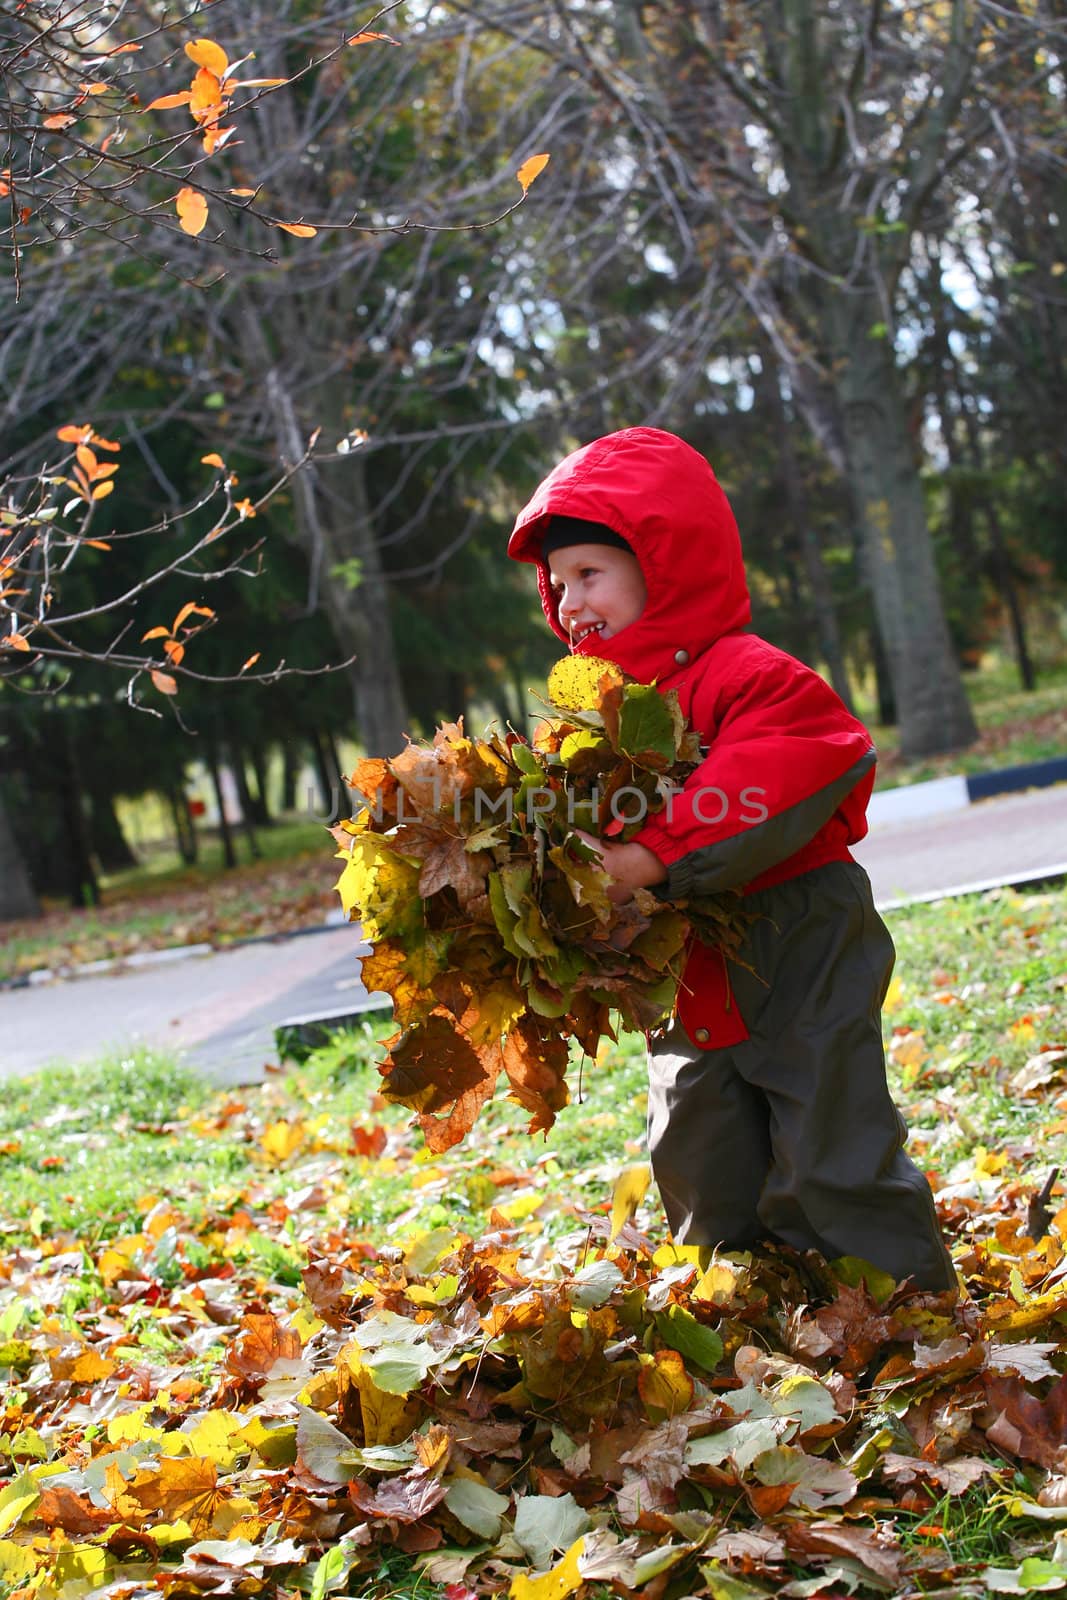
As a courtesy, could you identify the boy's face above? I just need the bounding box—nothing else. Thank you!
[548,542,647,645]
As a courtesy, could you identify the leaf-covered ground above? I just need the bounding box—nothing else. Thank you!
[0,827,337,984]
[0,885,1065,1599]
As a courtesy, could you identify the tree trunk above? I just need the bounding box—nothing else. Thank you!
[206,737,238,870]
[827,300,977,758]
[772,374,855,711]
[0,795,41,921]
[169,785,198,865]
[88,787,138,873]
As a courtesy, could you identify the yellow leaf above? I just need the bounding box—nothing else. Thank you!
[0,1477,39,1538]
[185,38,229,75]
[340,1343,423,1446]
[240,652,261,672]
[547,653,624,712]
[229,187,256,197]
[201,452,225,467]
[91,479,115,500]
[176,186,208,237]
[145,91,193,111]
[510,1536,586,1600]
[882,973,904,1013]
[516,152,550,194]
[183,1410,248,1467]
[141,625,171,641]
[638,1347,695,1417]
[0,1538,38,1583]
[609,1164,650,1242]
[231,77,289,87]
[274,220,318,238]
[151,669,179,696]
[260,1119,305,1165]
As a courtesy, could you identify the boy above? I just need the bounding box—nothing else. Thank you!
[508,426,956,1293]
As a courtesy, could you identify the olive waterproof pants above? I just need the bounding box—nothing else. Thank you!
[648,862,956,1292]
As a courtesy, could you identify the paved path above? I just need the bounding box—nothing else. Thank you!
[854,783,1067,906]
[2,782,1063,1086]
[0,925,377,1086]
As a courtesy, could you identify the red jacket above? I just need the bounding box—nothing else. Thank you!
[508,427,876,1048]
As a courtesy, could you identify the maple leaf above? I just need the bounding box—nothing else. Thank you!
[502,1017,570,1135]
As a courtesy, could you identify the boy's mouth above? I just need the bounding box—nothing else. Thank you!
[572,620,606,644]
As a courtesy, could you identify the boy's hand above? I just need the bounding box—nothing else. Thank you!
[572,830,667,903]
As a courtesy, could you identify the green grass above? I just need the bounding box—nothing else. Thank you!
[871,653,1067,789]
[2,882,1064,1262]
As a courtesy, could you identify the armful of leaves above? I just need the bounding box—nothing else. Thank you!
[331,657,754,1153]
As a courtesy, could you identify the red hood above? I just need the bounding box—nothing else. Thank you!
[508,427,751,680]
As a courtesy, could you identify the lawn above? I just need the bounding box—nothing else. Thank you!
[0,882,1064,1598]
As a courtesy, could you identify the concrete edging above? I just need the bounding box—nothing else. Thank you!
[868,754,1067,831]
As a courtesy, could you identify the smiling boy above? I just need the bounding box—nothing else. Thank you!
[509,428,956,1293]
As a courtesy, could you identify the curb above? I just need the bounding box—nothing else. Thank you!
[0,910,351,995]
[869,753,1067,830]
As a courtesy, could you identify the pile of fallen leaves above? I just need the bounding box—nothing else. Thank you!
[3,1179,1067,1600]
[333,657,749,1151]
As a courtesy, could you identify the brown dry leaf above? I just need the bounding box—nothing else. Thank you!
[227,1312,302,1379]
[381,1011,489,1115]
[127,1456,228,1535]
[349,1467,447,1523]
[502,1017,570,1135]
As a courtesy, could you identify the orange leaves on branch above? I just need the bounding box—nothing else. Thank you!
[274,221,318,238]
[142,600,216,693]
[516,153,550,194]
[56,423,121,508]
[185,38,229,75]
[347,30,401,46]
[201,452,226,469]
[176,186,209,236]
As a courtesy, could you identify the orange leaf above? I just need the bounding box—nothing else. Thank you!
[189,68,226,117]
[93,435,121,452]
[43,114,77,129]
[2,634,31,652]
[229,187,256,198]
[141,626,171,641]
[56,424,89,443]
[151,670,178,695]
[240,652,261,672]
[145,91,193,111]
[201,452,225,467]
[185,39,230,76]
[108,42,143,55]
[201,124,235,156]
[516,152,550,193]
[75,445,98,476]
[164,638,185,665]
[176,186,209,237]
[83,539,112,550]
[172,601,215,631]
[91,480,115,501]
[274,220,317,238]
[91,462,119,479]
[82,82,110,96]
[347,30,400,44]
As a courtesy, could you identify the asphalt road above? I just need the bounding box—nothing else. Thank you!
[2,782,1064,1085]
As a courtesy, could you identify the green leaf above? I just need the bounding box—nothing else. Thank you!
[655,1304,723,1371]
[513,1492,592,1570]
[616,683,678,766]
[444,1477,510,1539]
